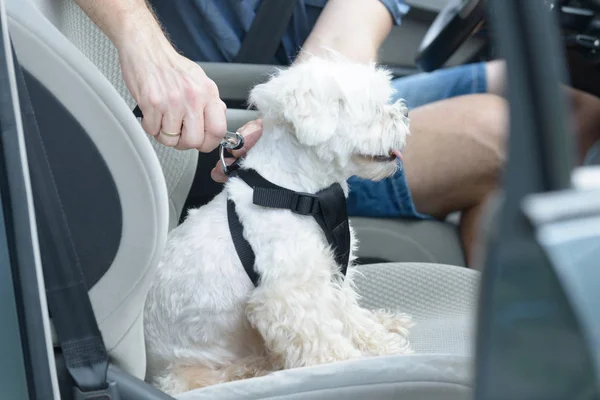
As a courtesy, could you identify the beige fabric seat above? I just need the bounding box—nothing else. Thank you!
[8,1,478,398]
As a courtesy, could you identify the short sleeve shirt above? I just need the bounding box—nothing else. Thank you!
[149,0,410,65]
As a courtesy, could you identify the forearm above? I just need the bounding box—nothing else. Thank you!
[299,0,394,63]
[73,0,170,50]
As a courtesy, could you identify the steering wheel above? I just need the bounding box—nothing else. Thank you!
[415,0,487,72]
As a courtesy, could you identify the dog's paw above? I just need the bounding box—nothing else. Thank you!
[349,309,413,357]
[155,357,279,394]
[372,309,414,337]
[315,345,364,365]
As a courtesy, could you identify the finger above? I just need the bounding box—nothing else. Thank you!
[138,84,164,137]
[198,100,227,152]
[140,107,163,137]
[211,157,236,183]
[230,119,263,158]
[176,112,204,150]
[157,107,185,147]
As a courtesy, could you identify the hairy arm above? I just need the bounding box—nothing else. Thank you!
[73,0,227,152]
[72,0,168,49]
[299,0,395,63]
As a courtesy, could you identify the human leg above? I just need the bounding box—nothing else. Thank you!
[486,59,600,162]
[348,59,600,266]
[347,62,490,219]
[390,62,488,109]
[402,94,507,265]
[348,92,507,266]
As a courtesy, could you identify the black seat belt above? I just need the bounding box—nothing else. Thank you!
[234,0,299,64]
[11,45,118,399]
[228,169,351,286]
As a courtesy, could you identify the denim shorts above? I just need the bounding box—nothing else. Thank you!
[346,61,488,219]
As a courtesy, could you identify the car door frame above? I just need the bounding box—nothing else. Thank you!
[0,0,59,397]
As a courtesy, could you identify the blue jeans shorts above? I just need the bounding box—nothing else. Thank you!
[346,61,488,219]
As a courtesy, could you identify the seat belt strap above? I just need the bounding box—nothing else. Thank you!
[227,168,350,286]
[234,0,299,64]
[12,44,118,399]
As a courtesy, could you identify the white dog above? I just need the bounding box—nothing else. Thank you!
[143,54,413,395]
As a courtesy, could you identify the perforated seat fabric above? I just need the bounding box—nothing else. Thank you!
[177,263,479,400]
[30,0,197,230]
[354,263,478,354]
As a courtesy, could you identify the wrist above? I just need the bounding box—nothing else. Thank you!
[112,9,171,53]
[298,34,378,64]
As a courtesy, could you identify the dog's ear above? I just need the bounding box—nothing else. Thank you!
[249,67,344,146]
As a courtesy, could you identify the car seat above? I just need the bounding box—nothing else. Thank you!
[7,0,479,398]
[7,0,171,381]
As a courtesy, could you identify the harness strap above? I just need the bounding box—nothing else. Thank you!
[227,198,260,285]
[227,169,350,286]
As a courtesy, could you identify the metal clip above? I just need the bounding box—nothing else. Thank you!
[222,131,245,150]
[220,131,244,176]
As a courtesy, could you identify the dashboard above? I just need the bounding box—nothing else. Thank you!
[416,0,600,71]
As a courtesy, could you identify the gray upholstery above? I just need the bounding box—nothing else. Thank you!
[200,63,279,102]
[351,218,467,266]
[354,263,477,354]
[177,263,479,399]
[7,0,169,379]
[178,355,472,400]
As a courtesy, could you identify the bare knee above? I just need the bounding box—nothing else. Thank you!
[485,60,507,96]
[462,94,507,192]
[464,93,508,159]
[405,93,507,217]
[567,87,600,162]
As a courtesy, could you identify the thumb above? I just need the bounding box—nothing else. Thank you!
[230,119,263,158]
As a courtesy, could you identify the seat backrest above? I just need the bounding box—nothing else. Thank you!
[30,0,198,230]
[6,0,169,380]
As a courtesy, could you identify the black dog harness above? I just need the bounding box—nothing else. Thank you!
[227,168,351,286]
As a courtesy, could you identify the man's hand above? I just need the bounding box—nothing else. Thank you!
[211,119,263,183]
[119,41,227,151]
[74,0,227,152]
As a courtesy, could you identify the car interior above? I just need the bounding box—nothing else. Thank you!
[1,0,600,399]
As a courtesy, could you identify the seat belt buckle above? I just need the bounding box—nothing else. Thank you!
[291,192,320,215]
[73,381,120,400]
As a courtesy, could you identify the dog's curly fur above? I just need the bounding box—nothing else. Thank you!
[143,54,413,395]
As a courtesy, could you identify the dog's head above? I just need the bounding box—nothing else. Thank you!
[248,53,410,181]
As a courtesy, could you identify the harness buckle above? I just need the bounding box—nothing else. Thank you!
[290,192,320,215]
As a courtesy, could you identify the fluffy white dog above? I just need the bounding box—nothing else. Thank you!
[144,54,413,395]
